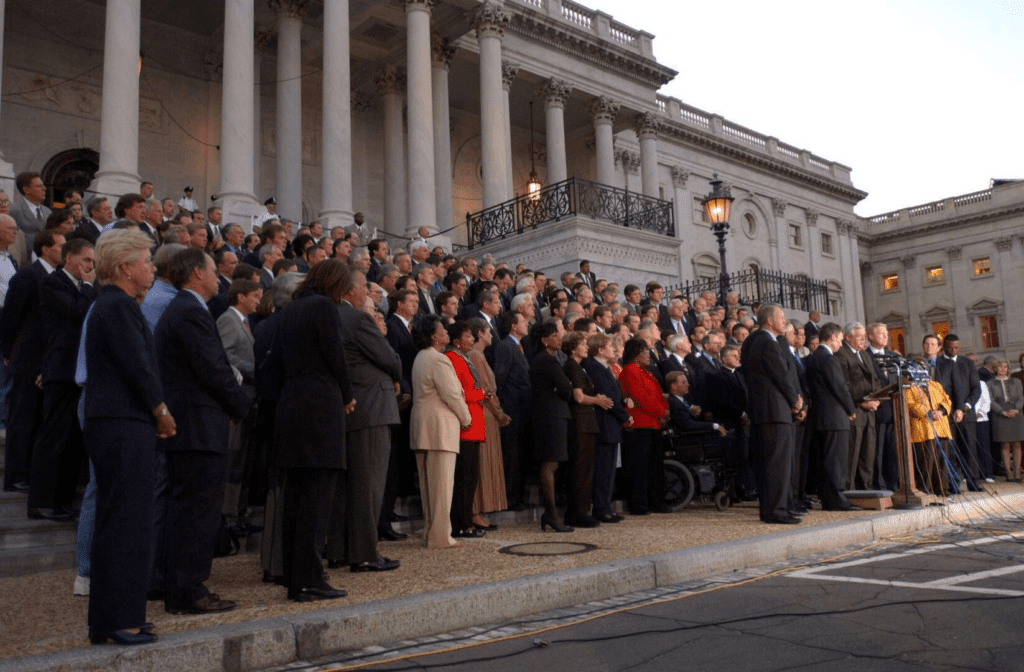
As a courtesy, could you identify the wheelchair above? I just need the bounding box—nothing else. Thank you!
[661,428,739,511]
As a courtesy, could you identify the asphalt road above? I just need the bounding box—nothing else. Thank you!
[280,523,1024,672]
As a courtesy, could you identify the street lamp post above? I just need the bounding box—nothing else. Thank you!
[701,173,734,308]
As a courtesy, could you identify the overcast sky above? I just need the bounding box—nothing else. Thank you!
[582,0,1024,216]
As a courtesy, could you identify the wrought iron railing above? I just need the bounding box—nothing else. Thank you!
[665,268,831,315]
[465,176,675,249]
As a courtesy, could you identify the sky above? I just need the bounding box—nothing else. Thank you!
[581,0,1024,216]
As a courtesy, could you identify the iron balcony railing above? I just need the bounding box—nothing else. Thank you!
[465,176,675,249]
[665,268,831,315]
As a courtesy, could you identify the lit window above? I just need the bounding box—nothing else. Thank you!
[925,266,944,285]
[973,257,992,276]
[789,224,802,248]
[889,327,906,355]
[980,315,1000,349]
[932,321,949,341]
[821,232,833,255]
[882,274,899,292]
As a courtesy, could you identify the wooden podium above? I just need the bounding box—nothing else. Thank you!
[871,381,942,509]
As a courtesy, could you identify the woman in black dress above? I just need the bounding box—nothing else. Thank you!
[529,321,574,532]
[561,331,613,528]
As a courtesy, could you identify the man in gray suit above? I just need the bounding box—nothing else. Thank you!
[344,212,374,247]
[216,278,262,534]
[326,269,402,573]
[11,172,51,259]
[835,321,880,490]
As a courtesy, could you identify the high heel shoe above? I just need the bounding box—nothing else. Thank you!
[90,629,158,646]
[540,514,574,533]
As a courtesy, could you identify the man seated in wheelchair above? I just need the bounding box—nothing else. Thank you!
[665,371,739,461]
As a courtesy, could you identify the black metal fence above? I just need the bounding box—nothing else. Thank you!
[665,268,831,315]
[465,176,674,249]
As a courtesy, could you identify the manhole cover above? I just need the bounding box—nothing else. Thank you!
[498,542,597,557]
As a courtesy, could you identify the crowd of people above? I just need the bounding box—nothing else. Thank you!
[0,173,1021,647]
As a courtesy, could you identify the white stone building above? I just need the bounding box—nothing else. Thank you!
[858,179,1024,360]
[0,0,867,322]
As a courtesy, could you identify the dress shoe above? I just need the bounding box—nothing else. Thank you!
[789,506,809,516]
[825,503,862,512]
[11,481,30,492]
[762,515,801,525]
[90,629,158,646]
[289,586,347,603]
[165,594,236,615]
[27,506,71,521]
[452,527,486,538]
[595,513,623,523]
[564,513,600,528]
[262,571,285,585]
[350,557,400,572]
[473,521,499,531]
[326,559,347,570]
[379,527,408,541]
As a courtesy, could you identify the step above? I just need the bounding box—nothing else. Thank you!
[0,490,28,518]
[0,543,76,577]
[0,516,77,551]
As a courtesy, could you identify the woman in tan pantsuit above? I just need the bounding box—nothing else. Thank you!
[410,315,472,549]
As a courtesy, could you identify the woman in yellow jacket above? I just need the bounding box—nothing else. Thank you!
[905,377,952,495]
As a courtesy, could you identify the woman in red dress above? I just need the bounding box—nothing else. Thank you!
[617,338,668,515]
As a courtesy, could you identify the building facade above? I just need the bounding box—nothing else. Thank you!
[0,0,867,322]
[858,180,1024,360]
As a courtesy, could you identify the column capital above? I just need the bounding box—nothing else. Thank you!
[374,65,404,97]
[995,236,1013,252]
[269,0,311,19]
[771,197,787,217]
[406,0,435,13]
[805,208,819,226]
[590,96,619,125]
[541,78,572,108]
[634,112,660,139]
[431,34,456,70]
[474,3,509,40]
[351,92,374,113]
[671,167,689,188]
[945,245,962,260]
[900,254,916,269]
[501,61,520,91]
[859,260,873,275]
[615,149,640,175]
[255,26,276,51]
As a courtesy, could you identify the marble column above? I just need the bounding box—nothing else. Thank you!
[590,96,619,188]
[320,0,353,228]
[635,113,660,199]
[769,197,786,269]
[847,222,865,320]
[93,0,142,198]
[273,0,306,222]
[432,36,456,237]
[0,0,13,186]
[252,41,263,202]
[542,78,571,185]
[500,61,518,199]
[376,66,407,237]
[405,0,437,236]
[474,3,510,209]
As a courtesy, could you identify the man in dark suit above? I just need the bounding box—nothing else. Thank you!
[740,305,803,524]
[804,310,821,340]
[804,322,859,510]
[27,239,96,519]
[366,238,389,283]
[10,172,51,259]
[463,288,501,366]
[780,322,811,514]
[382,289,419,539]
[495,312,532,509]
[258,244,282,291]
[326,270,402,572]
[712,344,756,498]
[666,372,726,436]
[0,230,64,491]
[835,322,880,490]
[639,281,669,324]
[155,248,251,615]
[575,259,596,290]
[866,322,899,490]
[659,297,689,336]
[659,334,697,395]
[69,196,112,245]
[934,333,982,490]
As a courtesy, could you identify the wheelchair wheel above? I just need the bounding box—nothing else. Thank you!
[714,490,730,511]
[663,459,695,511]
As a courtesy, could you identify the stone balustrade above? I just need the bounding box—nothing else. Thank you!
[508,0,654,58]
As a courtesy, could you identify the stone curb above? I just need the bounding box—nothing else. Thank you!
[5,491,1021,672]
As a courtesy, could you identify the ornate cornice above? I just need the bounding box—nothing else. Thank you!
[506,11,675,90]
[657,120,868,205]
[374,65,403,97]
[671,167,689,188]
[541,78,571,108]
[590,96,619,125]
[431,35,456,70]
[771,197,787,217]
[501,61,520,91]
[634,112,661,140]
[473,3,509,40]
[859,204,1024,245]
[269,0,311,19]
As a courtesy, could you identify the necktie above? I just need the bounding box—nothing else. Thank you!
[36,207,43,225]
[243,319,251,334]
[793,351,804,370]
[675,321,682,334]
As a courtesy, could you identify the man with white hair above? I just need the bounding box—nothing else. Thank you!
[834,321,880,490]
[510,292,535,324]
